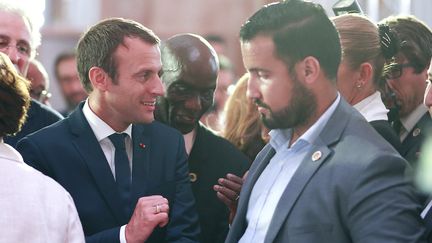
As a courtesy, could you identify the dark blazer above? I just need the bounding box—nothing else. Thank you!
[188,124,249,243]
[226,99,425,243]
[423,204,432,243]
[370,120,402,153]
[5,99,63,147]
[400,113,432,166]
[16,104,200,243]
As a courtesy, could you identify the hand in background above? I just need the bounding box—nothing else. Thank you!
[213,171,248,224]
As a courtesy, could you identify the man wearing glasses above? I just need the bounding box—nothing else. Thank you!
[380,15,432,166]
[0,2,63,147]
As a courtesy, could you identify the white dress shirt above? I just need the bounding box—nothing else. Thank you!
[400,104,428,141]
[82,100,132,243]
[239,94,340,243]
[353,91,389,122]
[0,139,85,243]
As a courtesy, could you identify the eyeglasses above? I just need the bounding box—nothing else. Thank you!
[30,88,52,103]
[383,62,416,80]
[0,37,31,58]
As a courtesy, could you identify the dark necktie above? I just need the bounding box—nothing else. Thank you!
[109,133,131,215]
[392,119,403,135]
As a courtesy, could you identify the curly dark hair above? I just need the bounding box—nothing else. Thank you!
[0,53,31,137]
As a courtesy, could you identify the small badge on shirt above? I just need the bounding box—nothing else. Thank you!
[312,151,322,162]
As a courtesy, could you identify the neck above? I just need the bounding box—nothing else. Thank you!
[183,129,197,154]
[290,88,338,146]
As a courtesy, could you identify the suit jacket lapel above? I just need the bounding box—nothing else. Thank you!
[130,124,151,208]
[67,105,128,223]
[264,145,332,243]
[231,145,275,239]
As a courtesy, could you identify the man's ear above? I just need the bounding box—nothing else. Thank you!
[88,67,109,91]
[301,56,320,85]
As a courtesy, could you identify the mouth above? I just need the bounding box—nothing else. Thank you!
[142,101,156,106]
[175,113,198,124]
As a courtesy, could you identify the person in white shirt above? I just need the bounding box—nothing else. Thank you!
[0,52,84,243]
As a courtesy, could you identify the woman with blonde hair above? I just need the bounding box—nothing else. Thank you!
[223,73,268,161]
[333,14,401,151]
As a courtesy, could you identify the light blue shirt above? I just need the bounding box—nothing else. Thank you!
[239,94,340,243]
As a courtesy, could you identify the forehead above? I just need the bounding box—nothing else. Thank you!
[0,11,31,45]
[115,37,162,70]
[241,35,279,70]
[163,49,217,89]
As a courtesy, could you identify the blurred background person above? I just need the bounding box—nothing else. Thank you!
[54,51,88,116]
[1,1,63,147]
[0,52,84,243]
[380,15,432,166]
[204,34,227,56]
[223,73,269,161]
[415,61,432,242]
[333,14,401,152]
[26,58,51,105]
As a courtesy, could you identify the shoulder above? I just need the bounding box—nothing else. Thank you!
[369,120,401,152]
[196,125,249,162]
[29,99,64,122]
[138,120,183,138]
[1,159,70,197]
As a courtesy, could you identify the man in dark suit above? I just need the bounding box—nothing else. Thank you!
[0,2,63,147]
[225,1,425,242]
[155,33,249,243]
[17,18,199,243]
[379,15,432,166]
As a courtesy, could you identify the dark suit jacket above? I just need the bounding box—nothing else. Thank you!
[5,99,63,147]
[16,104,200,243]
[400,113,432,167]
[423,204,432,243]
[226,99,425,243]
[370,120,402,153]
[189,124,249,243]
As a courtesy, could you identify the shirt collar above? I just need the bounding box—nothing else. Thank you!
[401,104,428,133]
[353,91,389,122]
[82,99,133,142]
[269,93,341,150]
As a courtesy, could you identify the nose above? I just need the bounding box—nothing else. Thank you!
[246,75,260,100]
[2,46,20,64]
[184,94,202,112]
[152,76,165,97]
[1,47,27,75]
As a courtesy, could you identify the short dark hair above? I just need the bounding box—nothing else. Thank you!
[240,0,341,80]
[77,17,160,92]
[54,50,76,80]
[0,53,31,137]
[380,15,432,73]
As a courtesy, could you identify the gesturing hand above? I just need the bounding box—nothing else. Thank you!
[125,195,169,243]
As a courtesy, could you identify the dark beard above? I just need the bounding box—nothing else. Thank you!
[258,77,317,130]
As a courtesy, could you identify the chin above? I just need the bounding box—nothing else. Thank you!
[175,124,195,134]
